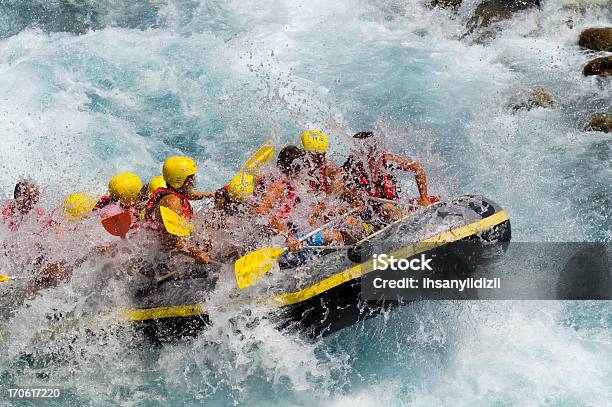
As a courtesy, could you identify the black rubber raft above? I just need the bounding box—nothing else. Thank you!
[122,195,511,342]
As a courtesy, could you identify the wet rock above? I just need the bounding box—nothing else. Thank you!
[578,28,612,52]
[561,2,610,16]
[430,0,462,9]
[583,56,612,77]
[508,86,558,111]
[465,0,541,35]
[585,114,612,133]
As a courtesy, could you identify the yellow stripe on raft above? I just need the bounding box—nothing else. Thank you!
[120,210,508,320]
[272,210,509,306]
[122,304,206,321]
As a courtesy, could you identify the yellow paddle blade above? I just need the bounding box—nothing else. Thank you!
[0,275,10,283]
[160,206,193,237]
[244,140,274,172]
[234,247,286,289]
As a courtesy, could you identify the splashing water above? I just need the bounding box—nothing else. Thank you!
[0,0,610,405]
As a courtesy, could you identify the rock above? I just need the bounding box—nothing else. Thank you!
[585,114,612,133]
[561,2,610,16]
[430,0,462,9]
[583,56,612,77]
[465,0,541,34]
[508,86,558,111]
[578,28,612,52]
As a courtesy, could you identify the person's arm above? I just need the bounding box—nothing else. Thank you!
[27,263,71,294]
[159,195,210,263]
[383,153,431,205]
[175,239,210,263]
[324,159,344,194]
[186,191,215,200]
[265,214,304,251]
[255,181,285,215]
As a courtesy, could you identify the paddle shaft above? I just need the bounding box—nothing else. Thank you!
[0,275,26,283]
[234,208,358,289]
[366,196,420,209]
[298,245,354,250]
[296,208,357,244]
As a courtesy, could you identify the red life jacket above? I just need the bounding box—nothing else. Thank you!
[278,179,297,220]
[144,188,192,230]
[93,195,114,211]
[350,154,399,201]
[2,203,49,231]
[308,159,329,193]
[2,203,18,231]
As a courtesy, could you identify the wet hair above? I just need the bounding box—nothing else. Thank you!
[353,131,375,139]
[213,186,244,215]
[277,145,306,175]
[14,180,39,200]
[13,179,40,214]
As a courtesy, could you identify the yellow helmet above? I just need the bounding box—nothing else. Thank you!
[163,156,198,189]
[147,175,167,195]
[108,172,143,206]
[301,130,329,154]
[228,171,254,202]
[63,193,94,221]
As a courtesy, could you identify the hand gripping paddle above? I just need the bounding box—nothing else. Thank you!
[234,208,356,289]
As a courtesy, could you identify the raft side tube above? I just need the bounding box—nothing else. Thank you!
[127,195,511,339]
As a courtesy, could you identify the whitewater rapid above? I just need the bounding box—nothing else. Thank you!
[0,0,610,405]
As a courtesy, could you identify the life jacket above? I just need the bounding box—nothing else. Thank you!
[2,203,19,231]
[93,195,113,211]
[278,179,297,220]
[2,203,49,231]
[127,206,141,232]
[307,158,329,193]
[346,154,399,201]
[144,188,192,230]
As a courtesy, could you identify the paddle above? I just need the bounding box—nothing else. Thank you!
[234,208,356,289]
[366,196,419,209]
[243,139,274,173]
[160,206,193,237]
[155,208,223,283]
[101,211,132,239]
[366,195,441,208]
[0,274,27,283]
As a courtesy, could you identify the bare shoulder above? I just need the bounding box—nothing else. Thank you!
[159,194,183,212]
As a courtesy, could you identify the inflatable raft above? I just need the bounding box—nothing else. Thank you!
[123,195,511,341]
